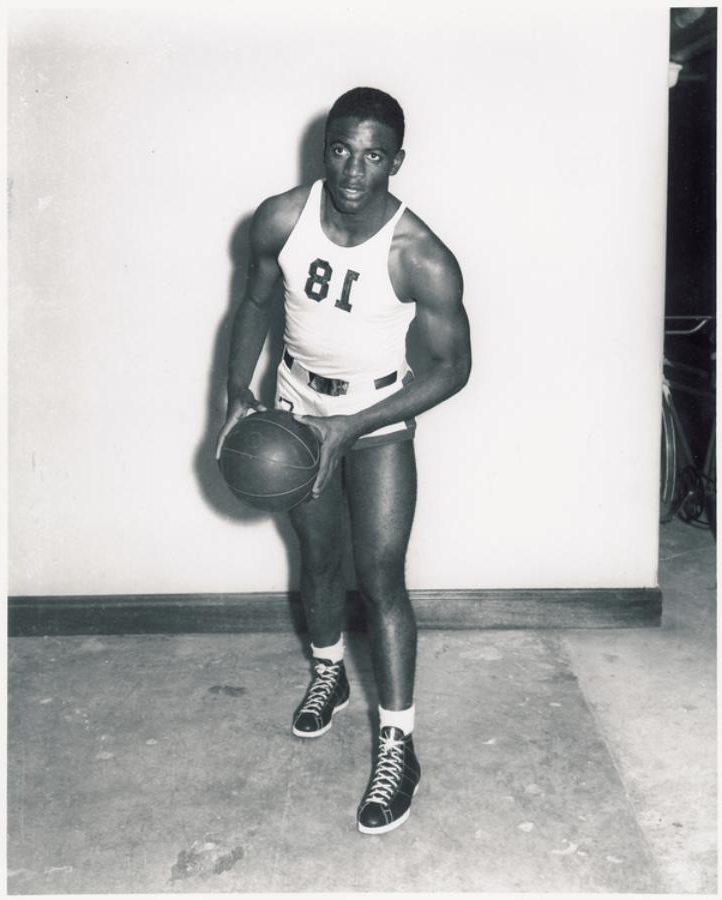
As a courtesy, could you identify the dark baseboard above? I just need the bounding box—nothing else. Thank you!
[7,587,662,636]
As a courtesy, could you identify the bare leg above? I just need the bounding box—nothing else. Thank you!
[289,468,351,738]
[289,465,346,648]
[345,440,417,710]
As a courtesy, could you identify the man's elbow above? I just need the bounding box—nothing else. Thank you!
[460,353,472,388]
[447,352,472,395]
[455,349,471,391]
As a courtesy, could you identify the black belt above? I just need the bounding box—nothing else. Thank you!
[283,349,397,397]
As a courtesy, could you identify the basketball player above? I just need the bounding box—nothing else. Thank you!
[216,87,471,834]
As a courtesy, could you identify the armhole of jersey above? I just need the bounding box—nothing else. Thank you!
[277,181,320,260]
[389,205,413,306]
[391,202,407,229]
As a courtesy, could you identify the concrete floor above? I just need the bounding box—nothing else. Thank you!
[564,517,717,895]
[6,517,717,894]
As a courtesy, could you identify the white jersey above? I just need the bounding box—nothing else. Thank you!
[277,179,416,382]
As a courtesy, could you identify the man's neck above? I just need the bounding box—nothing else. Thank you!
[321,184,392,245]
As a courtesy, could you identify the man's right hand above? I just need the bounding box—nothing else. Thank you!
[215,390,267,459]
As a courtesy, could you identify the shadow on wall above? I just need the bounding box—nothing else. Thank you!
[192,113,328,590]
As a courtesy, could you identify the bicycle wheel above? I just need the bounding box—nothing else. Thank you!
[660,389,677,522]
[703,427,716,537]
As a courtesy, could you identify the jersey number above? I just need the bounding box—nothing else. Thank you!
[304,259,359,313]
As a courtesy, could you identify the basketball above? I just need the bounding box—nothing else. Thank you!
[218,410,320,511]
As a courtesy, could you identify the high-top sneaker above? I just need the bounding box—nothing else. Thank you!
[357,726,421,834]
[292,658,349,738]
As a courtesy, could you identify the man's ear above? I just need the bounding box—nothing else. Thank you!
[390,148,405,176]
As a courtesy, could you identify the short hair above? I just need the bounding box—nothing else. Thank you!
[326,87,405,150]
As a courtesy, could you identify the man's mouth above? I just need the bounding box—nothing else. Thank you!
[340,185,363,199]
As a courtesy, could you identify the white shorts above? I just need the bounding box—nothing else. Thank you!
[275,351,416,451]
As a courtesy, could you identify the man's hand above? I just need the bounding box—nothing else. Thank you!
[215,390,267,459]
[293,414,359,498]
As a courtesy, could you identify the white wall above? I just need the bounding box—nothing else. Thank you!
[8,4,669,596]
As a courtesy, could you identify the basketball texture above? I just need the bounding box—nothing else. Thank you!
[218,410,320,511]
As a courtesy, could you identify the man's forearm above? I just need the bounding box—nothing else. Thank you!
[349,356,471,439]
[226,295,274,401]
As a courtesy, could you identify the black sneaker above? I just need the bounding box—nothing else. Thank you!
[292,658,349,738]
[357,726,421,834]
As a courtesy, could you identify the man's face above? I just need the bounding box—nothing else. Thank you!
[324,116,404,214]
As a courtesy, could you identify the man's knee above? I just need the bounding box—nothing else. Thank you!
[356,556,407,609]
[300,541,344,583]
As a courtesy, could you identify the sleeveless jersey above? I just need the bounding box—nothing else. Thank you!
[277,179,416,382]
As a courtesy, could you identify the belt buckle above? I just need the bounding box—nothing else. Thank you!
[308,373,349,397]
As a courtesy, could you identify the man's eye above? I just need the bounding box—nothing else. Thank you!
[332,146,347,156]
[367,152,381,162]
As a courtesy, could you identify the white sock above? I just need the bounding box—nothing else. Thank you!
[311,636,344,664]
[379,704,415,735]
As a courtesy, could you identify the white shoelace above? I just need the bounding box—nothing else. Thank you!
[365,734,405,804]
[299,662,340,715]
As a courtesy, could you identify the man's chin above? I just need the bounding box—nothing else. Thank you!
[329,189,365,213]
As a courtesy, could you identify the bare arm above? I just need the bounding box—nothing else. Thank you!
[215,197,288,458]
[351,240,471,434]
[296,233,472,495]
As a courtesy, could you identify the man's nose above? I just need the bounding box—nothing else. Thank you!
[344,154,363,177]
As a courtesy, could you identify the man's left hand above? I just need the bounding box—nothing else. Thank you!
[292,414,359,499]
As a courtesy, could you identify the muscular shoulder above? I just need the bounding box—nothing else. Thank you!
[392,208,463,305]
[250,184,312,257]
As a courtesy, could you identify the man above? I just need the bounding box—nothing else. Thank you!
[216,86,471,834]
